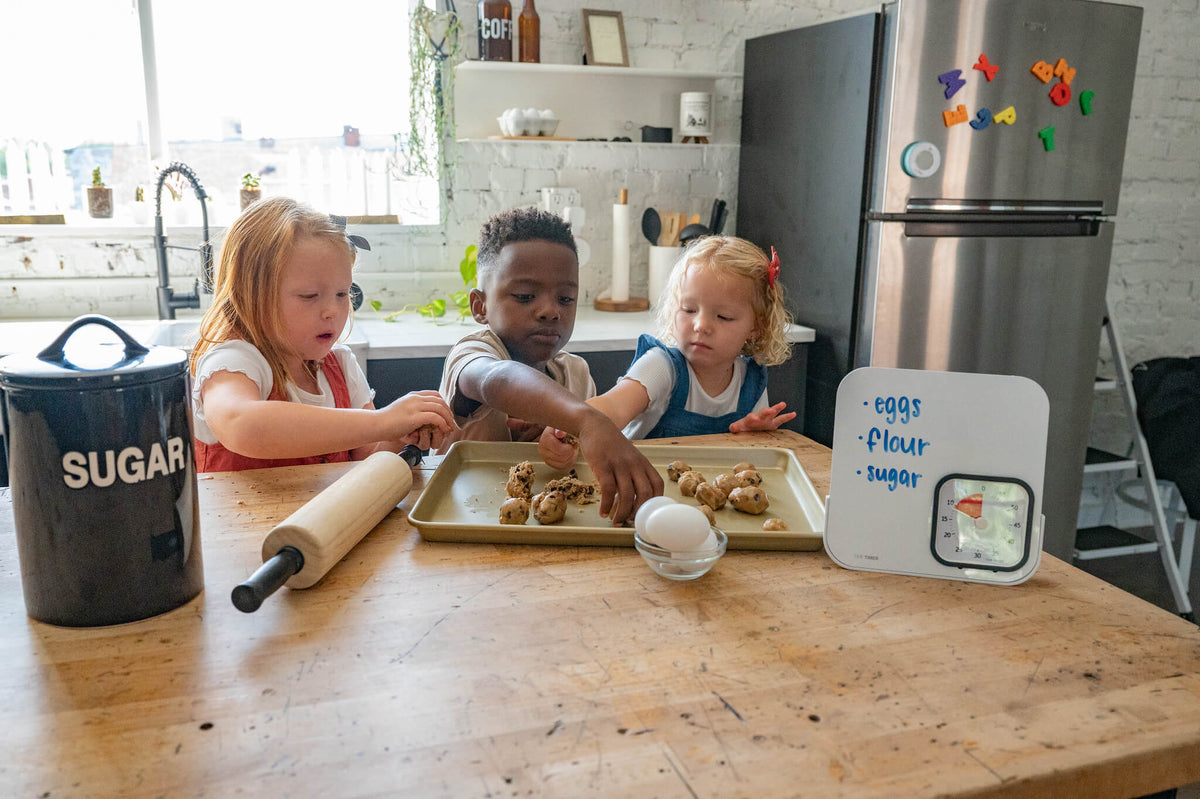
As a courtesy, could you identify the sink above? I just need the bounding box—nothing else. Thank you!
[145,319,368,363]
[148,319,201,349]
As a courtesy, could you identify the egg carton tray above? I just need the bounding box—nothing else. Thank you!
[407,441,825,550]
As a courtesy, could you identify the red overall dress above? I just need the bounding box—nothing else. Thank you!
[195,351,354,472]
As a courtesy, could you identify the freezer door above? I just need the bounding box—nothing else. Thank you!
[860,220,1113,559]
[872,0,1142,214]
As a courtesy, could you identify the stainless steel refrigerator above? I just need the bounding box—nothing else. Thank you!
[736,0,1142,559]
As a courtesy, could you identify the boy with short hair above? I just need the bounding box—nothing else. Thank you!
[439,207,663,525]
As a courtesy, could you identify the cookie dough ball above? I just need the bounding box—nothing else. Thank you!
[729,485,770,515]
[762,518,788,531]
[506,461,536,499]
[732,462,756,475]
[737,469,763,487]
[713,471,751,495]
[499,497,530,524]
[679,473,702,497]
[667,460,692,481]
[697,504,716,525]
[532,490,568,525]
[695,482,728,511]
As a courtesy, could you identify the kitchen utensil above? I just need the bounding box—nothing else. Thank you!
[707,199,721,233]
[232,446,423,612]
[649,244,683,306]
[640,125,672,143]
[678,222,710,245]
[0,315,203,626]
[661,212,682,247]
[713,201,728,234]
[641,207,661,245]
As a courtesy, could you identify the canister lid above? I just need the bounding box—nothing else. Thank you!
[0,315,188,390]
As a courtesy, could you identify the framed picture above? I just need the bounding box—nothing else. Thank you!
[582,9,628,67]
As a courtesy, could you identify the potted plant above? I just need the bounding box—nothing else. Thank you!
[87,167,113,219]
[240,173,262,210]
[132,185,150,225]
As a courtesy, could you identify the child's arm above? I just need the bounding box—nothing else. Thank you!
[202,371,455,459]
[458,359,663,524]
[538,378,651,469]
[728,401,797,433]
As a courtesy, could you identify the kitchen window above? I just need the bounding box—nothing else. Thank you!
[2,0,437,225]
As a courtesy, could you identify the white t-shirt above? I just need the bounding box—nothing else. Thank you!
[192,340,374,445]
[438,329,596,448]
[620,347,768,439]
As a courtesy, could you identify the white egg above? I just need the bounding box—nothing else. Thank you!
[539,108,557,119]
[634,496,677,538]
[524,107,539,118]
[644,503,711,552]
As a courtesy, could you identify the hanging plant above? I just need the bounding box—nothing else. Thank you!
[406,1,463,179]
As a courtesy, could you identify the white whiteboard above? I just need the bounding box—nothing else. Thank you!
[825,367,1049,585]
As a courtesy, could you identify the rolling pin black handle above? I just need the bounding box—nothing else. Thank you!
[399,444,424,468]
[231,546,305,613]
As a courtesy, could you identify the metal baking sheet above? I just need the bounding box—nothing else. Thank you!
[408,441,825,550]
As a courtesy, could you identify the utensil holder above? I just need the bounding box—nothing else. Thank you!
[648,245,683,307]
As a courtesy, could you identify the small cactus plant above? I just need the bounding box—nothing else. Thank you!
[91,166,105,188]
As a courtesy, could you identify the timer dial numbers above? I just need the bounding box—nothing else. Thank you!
[930,474,1034,571]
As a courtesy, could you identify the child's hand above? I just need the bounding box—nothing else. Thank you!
[728,402,797,433]
[576,414,663,526]
[379,390,456,449]
[538,428,579,471]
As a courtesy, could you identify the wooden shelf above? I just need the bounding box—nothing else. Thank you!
[454,61,741,143]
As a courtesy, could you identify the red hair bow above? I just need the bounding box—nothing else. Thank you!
[767,247,781,288]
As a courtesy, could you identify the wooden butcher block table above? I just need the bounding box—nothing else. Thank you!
[2,430,1199,798]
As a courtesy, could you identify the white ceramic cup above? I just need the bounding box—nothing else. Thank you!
[648,245,683,308]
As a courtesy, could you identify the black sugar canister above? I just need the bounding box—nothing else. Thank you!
[0,315,203,626]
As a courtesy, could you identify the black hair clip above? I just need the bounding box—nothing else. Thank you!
[329,214,372,251]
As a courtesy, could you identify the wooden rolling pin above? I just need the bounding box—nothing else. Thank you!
[231,446,422,612]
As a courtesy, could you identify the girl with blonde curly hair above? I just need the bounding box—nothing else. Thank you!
[190,197,454,472]
[540,236,796,464]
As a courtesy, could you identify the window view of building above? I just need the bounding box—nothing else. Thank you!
[2,0,437,225]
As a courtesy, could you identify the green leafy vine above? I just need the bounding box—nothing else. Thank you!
[406,1,462,180]
[370,244,477,325]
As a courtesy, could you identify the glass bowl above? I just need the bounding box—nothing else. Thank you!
[634,526,727,581]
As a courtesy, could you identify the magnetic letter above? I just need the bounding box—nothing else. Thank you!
[938,69,967,99]
[942,104,969,127]
[1049,81,1072,106]
[1053,58,1076,85]
[973,53,999,81]
[969,107,993,130]
[993,106,1017,124]
[1080,90,1095,115]
[1038,126,1056,151]
[1030,60,1054,83]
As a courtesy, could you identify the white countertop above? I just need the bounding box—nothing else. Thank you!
[0,309,815,361]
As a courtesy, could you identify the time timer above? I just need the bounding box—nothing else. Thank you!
[930,473,1035,571]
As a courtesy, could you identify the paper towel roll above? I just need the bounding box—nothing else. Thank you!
[612,200,630,302]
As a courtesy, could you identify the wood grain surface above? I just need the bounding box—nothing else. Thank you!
[1,430,1198,798]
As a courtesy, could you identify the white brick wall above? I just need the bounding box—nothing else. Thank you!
[3,0,1197,458]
